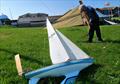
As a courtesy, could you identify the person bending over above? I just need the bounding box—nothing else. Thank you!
[79,0,103,42]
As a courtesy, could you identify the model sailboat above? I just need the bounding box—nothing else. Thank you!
[15,18,94,84]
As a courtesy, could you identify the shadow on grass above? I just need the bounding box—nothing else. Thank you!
[77,64,103,84]
[38,76,65,84]
[68,28,81,31]
[77,39,120,44]
[0,48,43,65]
[103,39,120,43]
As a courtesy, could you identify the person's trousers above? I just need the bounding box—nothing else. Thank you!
[88,23,102,41]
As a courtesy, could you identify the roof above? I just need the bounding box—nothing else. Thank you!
[0,14,9,20]
[19,13,48,18]
[96,7,119,11]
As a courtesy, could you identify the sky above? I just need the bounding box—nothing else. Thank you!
[0,0,119,19]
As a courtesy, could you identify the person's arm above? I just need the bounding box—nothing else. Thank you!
[82,10,90,29]
[79,5,90,28]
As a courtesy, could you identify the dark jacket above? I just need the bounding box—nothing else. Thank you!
[79,5,99,25]
[86,6,99,22]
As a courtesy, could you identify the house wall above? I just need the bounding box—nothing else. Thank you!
[0,20,2,25]
[18,13,48,27]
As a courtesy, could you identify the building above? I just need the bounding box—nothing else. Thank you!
[18,13,48,27]
[48,15,62,23]
[96,10,109,20]
[11,20,18,26]
[96,7,120,17]
[0,20,2,25]
[0,13,10,25]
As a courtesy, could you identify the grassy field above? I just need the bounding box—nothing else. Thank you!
[111,17,120,21]
[0,25,120,84]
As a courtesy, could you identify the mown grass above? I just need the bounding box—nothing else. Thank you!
[0,25,120,84]
[111,17,120,21]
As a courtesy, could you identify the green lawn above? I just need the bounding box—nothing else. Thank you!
[0,25,120,84]
[111,17,120,21]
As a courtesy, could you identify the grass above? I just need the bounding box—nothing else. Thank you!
[0,25,120,84]
[111,17,120,21]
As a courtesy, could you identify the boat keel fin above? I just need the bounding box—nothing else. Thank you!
[61,71,79,84]
[29,78,40,84]
[61,76,77,84]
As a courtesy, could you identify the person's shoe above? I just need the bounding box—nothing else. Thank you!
[98,39,103,42]
[87,40,92,43]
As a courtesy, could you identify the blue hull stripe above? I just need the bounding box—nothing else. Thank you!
[25,58,94,79]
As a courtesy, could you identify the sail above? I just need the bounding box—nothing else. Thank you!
[46,18,89,64]
[47,18,70,64]
[56,30,89,60]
